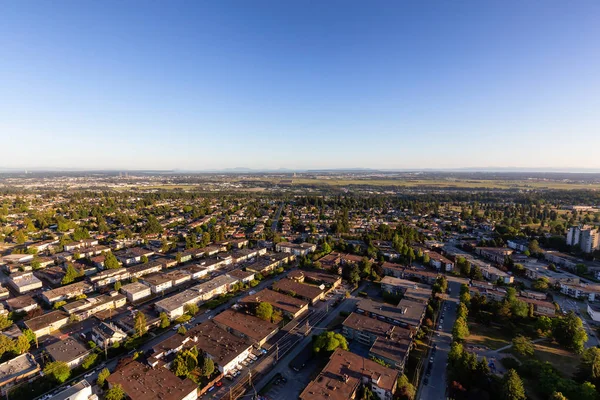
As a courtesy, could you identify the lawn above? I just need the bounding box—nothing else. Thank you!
[466,322,512,350]
[533,342,581,378]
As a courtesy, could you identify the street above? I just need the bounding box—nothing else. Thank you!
[417,277,465,400]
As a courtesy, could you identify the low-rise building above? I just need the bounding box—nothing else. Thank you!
[288,269,342,290]
[48,379,96,400]
[192,274,239,302]
[188,321,253,375]
[141,273,173,294]
[155,290,202,320]
[162,270,192,286]
[120,281,152,302]
[91,322,128,348]
[106,361,198,400]
[42,281,94,304]
[275,242,317,256]
[560,282,600,302]
[0,353,40,396]
[115,247,155,266]
[24,310,70,337]
[126,261,163,278]
[272,278,324,304]
[299,348,399,400]
[7,271,43,294]
[63,294,127,320]
[89,268,130,288]
[227,269,255,283]
[425,251,454,272]
[6,295,38,314]
[213,309,279,347]
[587,304,600,322]
[475,247,514,264]
[342,312,412,371]
[356,298,425,330]
[241,288,309,319]
[46,337,90,368]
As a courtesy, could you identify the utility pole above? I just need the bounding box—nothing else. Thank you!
[276,343,279,361]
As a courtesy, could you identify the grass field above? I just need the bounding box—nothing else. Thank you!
[466,322,512,350]
[532,342,581,378]
[267,178,600,190]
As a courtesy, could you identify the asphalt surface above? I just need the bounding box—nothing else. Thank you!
[418,277,465,400]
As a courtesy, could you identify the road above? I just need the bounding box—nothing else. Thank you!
[251,284,366,400]
[553,294,600,348]
[418,277,465,400]
[271,202,284,232]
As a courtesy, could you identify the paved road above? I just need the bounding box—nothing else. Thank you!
[253,283,366,399]
[418,277,465,400]
[553,294,600,348]
[271,202,284,232]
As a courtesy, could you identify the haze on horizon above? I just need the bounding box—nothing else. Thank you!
[1,1,599,171]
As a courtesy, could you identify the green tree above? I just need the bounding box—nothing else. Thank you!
[61,264,79,285]
[0,335,14,358]
[457,303,469,320]
[452,317,470,341]
[114,281,122,291]
[460,290,471,305]
[159,312,170,329]
[549,392,568,400]
[177,325,187,335]
[43,361,71,384]
[134,312,147,338]
[105,384,125,400]
[397,374,416,400]
[512,335,534,357]
[255,302,273,321]
[82,353,98,369]
[502,369,526,400]
[184,303,199,316]
[202,357,215,377]
[53,300,67,310]
[553,312,588,353]
[141,255,149,263]
[313,331,349,354]
[97,368,110,387]
[0,314,13,330]
[22,328,36,344]
[103,251,120,269]
[576,263,588,275]
[13,335,30,354]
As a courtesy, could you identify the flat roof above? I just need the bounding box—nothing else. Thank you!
[43,281,92,300]
[120,281,151,294]
[155,290,201,312]
[48,379,91,400]
[106,361,197,400]
[188,321,251,367]
[24,310,69,333]
[213,309,278,343]
[299,348,398,400]
[46,337,89,363]
[241,288,308,315]
[0,353,40,386]
[272,278,323,300]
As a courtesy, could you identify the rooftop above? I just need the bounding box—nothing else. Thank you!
[240,288,308,315]
[106,360,197,400]
[213,309,278,344]
[46,337,89,363]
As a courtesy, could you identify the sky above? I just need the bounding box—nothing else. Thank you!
[1,1,599,171]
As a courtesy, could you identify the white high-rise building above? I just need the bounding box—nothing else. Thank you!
[566,225,600,253]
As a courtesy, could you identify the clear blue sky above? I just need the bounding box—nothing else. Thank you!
[1,1,599,171]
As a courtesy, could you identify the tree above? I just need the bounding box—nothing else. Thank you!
[22,328,36,344]
[502,369,526,400]
[184,303,199,316]
[202,357,215,377]
[53,300,67,310]
[456,303,468,320]
[553,312,588,353]
[255,302,273,321]
[159,312,170,329]
[141,255,149,263]
[13,335,30,354]
[97,368,110,387]
[134,312,147,338]
[528,240,541,254]
[533,277,550,292]
[576,263,588,275]
[512,335,534,357]
[549,393,568,400]
[177,325,187,335]
[82,353,98,369]
[104,251,120,269]
[0,335,14,358]
[313,331,348,354]
[44,361,71,383]
[0,314,13,330]
[460,290,471,305]
[105,384,125,400]
[397,374,416,400]
[452,317,470,341]
[61,263,80,285]
[114,281,122,291]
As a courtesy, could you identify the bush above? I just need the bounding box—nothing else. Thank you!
[501,357,520,371]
